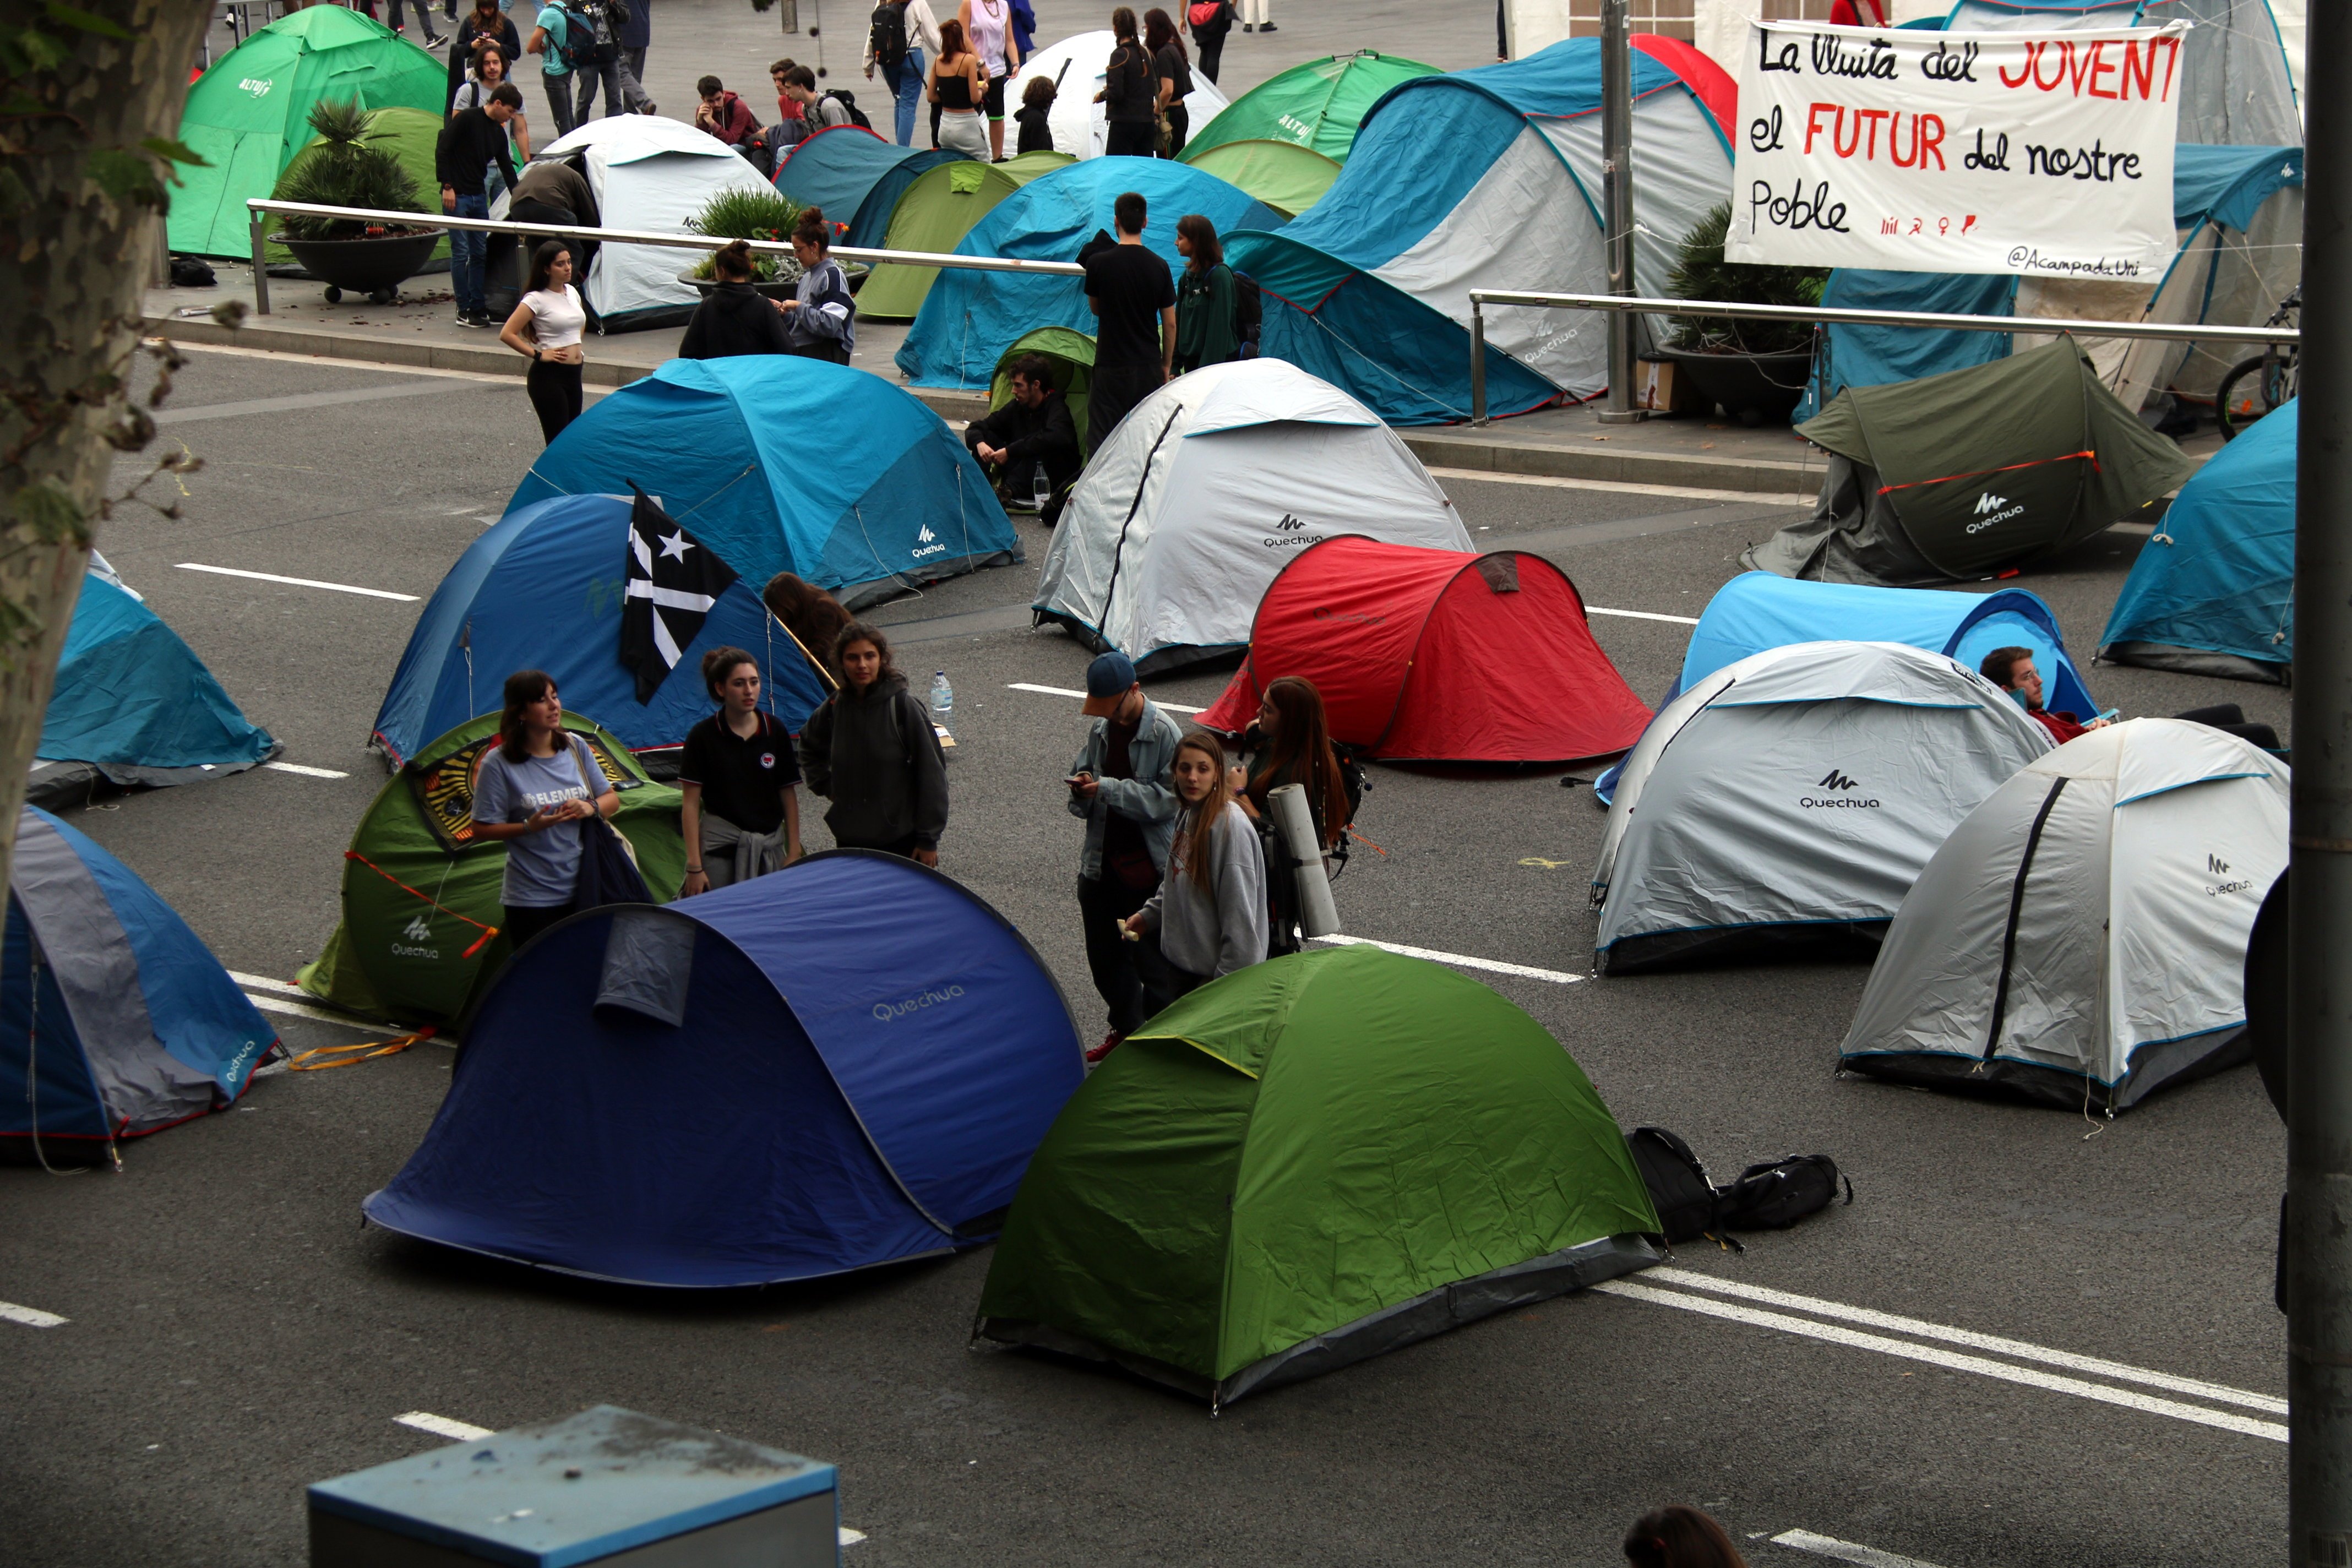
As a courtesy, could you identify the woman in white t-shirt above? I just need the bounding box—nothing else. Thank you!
[499,241,589,442]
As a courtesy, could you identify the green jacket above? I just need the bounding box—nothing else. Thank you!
[1175,262,1238,369]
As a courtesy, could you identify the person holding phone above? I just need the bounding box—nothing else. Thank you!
[1067,650,1183,1061]
[470,669,620,952]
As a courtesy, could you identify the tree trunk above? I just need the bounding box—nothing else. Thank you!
[0,0,217,895]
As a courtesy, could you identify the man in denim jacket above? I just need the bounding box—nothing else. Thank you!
[1067,650,1183,1061]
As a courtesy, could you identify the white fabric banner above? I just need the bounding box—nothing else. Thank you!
[1724,21,2184,279]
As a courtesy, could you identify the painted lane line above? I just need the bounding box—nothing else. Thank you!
[227,971,304,995]
[840,1527,867,1545]
[1424,466,1814,504]
[1771,1529,1948,1568]
[395,1411,494,1441]
[244,992,385,1030]
[1593,1281,2286,1442]
[1587,606,1702,625]
[1,1300,68,1329]
[265,761,350,779]
[1005,682,1206,715]
[1310,933,1583,986]
[1647,1267,2284,1415]
[154,382,458,426]
[176,564,418,601]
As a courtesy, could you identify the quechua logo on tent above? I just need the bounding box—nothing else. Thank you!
[2206,852,2255,897]
[393,914,440,959]
[913,523,946,560]
[1967,491,2024,533]
[1800,767,1879,808]
[1263,513,1325,550]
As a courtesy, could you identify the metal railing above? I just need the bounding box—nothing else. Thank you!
[1464,288,2305,426]
[243,199,1086,315]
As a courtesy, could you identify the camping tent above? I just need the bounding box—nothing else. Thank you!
[1005,31,1231,159]
[533,116,780,330]
[974,943,1660,1406]
[896,159,1282,391]
[361,852,1084,1285]
[1592,641,2052,974]
[988,326,1096,455]
[372,494,829,769]
[1749,342,2197,586]
[169,8,447,257]
[1032,361,1474,673]
[1198,535,1651,763]
[1178,50,1442,164]
[771,124,966,247]
[2101,399,2294,682]
[505,356,1020,610]
[1223,36,1734,425]
[1841,718,2288,1111]
[297,711,685,1030]
[2,806,277,1154]
[40,569,279,789]
[265,104,447,268]
[1178,141,1343,219]
[857,150,1075,320]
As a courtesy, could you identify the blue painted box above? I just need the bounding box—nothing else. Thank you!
[308,1406,839,1567]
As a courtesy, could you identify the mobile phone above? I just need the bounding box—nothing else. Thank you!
[2095,708,2121,723]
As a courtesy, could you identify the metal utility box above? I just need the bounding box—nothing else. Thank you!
[308,1405,839,1567]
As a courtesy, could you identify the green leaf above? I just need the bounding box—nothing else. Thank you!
[140,136,208,170]
[85,145,157,205]
[42,2,133,39]
[8,478,90,548]
[13,29,70,69]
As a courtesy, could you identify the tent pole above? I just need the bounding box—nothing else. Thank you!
[1596,0,1643,426]
[2290,6,2352,1563]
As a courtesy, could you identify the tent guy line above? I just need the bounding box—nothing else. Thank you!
[0,1301,68,1329]
[1768,1529,1951,1568]
[175,563,418,601]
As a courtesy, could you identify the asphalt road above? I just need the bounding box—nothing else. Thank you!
[0,342,2295,1568]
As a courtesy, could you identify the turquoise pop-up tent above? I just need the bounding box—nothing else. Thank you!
[2101,400,2295,683]
[506,357,1020,609]
[772,124,970,247]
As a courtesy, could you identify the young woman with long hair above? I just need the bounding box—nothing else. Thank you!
[777,206,858,363]
[1141,7,1192,156]
[678,647,804,895]
[1227,674,1352,954]
[794,622,949,864]
[469,670,620,951]
[1172,213,1237,372]
[679,239,795,360]
[1121,729,1267,992]
[499,241,587,443]
[928,19,991,158]
[1096,7,1157,158]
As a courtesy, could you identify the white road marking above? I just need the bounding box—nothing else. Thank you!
[1648,1267,2284,1415]
[1771,1529,1949,1568]
[1587,606,1702,625]
[840,1527,867,1545]
[1310,934,1583,986]
[1424,466,1814,504]
[243,992,383,1029]
[264,761,349,778]
[176,564,417,602]
[1005,682,1205,715]
[1,1300,68,1329]
[227,971,303,995]
[157,340,610,396]
[1594,1280,2286,1442]
[395,1411,494,1442]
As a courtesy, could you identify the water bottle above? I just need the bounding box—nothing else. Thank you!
[1031,462,1052,515]
[929,670,955,738]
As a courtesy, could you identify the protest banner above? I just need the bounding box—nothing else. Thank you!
[1723,21,2185,278]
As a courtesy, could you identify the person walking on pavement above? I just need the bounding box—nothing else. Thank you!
[617,0,653,111]
[526,0,578,138]
[678,647,804,894]
[436,84,522,328]
[1082,188,1175,442]
[447,0,521,119]
[1068,650,1184,1062]
[1188,0,1231,83]
[498,241,589,442]
[572,0,628,124]
[866,0,943,148]
[796,622,948,864]
[1173,213,1237,372]
[1238,0,1273,32]
[1096,7,1156,157]
[1120,729,1268,1001]
[957,0,1021,160]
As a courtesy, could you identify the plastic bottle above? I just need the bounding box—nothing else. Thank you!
[1032,464,1051,515]
[929,670,954,738]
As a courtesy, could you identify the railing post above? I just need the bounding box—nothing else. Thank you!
[1469,297,1489,427]
[249,208,270,315]
[1597,0,1645,424]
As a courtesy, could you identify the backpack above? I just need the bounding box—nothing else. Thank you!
[1188,0,1227,26]
[869,1,908,73]
[556,0,597,68]
[823,89,872,130]
[1625,1127,1722,1245]
[1233,269,1262,345]
[1713,1154,1853,1231]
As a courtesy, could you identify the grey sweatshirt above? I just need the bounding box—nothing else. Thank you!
[1136,800,1268,978]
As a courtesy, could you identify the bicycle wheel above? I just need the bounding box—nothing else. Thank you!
[2217,355,2272,441]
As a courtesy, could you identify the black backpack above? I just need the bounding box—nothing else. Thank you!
[1625,1127,1721,1245]
[1713,1155,1853,1231]
[1233,269,1262,345]
[823,89,873,130]
[869,1,908,73]
[557,0,598,69]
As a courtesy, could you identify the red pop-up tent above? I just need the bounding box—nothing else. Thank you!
[1199,537,1652,764]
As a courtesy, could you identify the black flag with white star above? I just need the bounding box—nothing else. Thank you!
[620,484,737,702]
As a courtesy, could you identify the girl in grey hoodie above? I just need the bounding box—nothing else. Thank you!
[1123,730,1267,992]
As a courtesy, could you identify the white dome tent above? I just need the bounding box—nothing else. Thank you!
[1030,359,1473,673]
[1591,641,2052,974]
[1840,719,2287,1113]
[1006,30,1229,159]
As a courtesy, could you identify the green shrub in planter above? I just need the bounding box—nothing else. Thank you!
[272,96,430,241]
[1665,201,1827,358]
[684,188,804,282]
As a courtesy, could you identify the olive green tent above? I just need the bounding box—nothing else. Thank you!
[1180,140,1342,219]
[856,150,1077,321]
[265,105,446,268]
[1747,339,2199,585]
[974,944,1660,1407]
[298,711,684,1033]
[1180,50,1440,165]
[170,8,448,258]
[989,326,1097,456]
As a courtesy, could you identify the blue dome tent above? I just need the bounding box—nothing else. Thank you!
[1222,37,1733,425]
[772,123,970,247]
[895,159,1283,391]
[2101,399,2294,683]
[1593,574,2095,803]
[2,806,277,1155]
[362,852,1085,1286]
[506,357,1020,611]
[372,494,828,768]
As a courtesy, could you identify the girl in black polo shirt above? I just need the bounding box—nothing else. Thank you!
[678,648,804,895]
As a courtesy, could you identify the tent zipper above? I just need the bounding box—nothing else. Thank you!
[1982,776,2067,1064]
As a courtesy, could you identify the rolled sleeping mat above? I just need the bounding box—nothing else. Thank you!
[1267,783,1340,939]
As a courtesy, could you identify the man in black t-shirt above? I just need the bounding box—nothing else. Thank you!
[1082,190,1177,447]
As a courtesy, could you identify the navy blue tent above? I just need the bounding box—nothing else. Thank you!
[372,494,827,767]
[2101,400,2294,682]
[2,806,277,1154]
[362,852,1086,1286]
[772,124,970,247]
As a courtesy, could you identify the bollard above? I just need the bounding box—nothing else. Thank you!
[1469,300,1488,427]
[249,211,270,315]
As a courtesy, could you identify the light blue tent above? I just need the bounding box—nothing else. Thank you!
[40,570,278,787]
[772,124,970,247]
[506,356,1020,610]
[895,159,1283,391]
[1593,573,2095,803]
[2,805,276,1152]
[372,494,829,768]
[2101,399,2293,683]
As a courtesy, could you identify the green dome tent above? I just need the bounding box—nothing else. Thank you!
[170,8,448,258]
[1180,50,1441,165]
[856,149,1075,321]
[298,711,684,1032]
[265,105,446,268]
[975,944,1660,1406]
[989,326,1097,456]
[1180,140,1342,219]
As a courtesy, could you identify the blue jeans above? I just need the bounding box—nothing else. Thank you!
[451,193,489,314]
[892,48,924,145]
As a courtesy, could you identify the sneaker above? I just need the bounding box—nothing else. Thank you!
[1260,19,1277,29]
[1085,1032,1123,1065]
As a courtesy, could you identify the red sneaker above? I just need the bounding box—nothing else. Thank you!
[1085,1032,1123,1065]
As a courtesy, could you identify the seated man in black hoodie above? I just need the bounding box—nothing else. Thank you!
[678,239,795,360]
[964,353,1082,520]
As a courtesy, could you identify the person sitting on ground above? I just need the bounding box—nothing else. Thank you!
[783,64,853,133]
[796,621,948,865]
[679,239,795,360]
[761,572,853,680]
[679,647,803,895]
[1014,71,1057,154]
[962,352,1081,519]
[1120,728,1268,999]
[764,57,810,152]
[1979,646,2283,749]
[1224,674,1355,956]
[1623,1506,1747,1568]
[777,206,856,363]
[693,73,763,158]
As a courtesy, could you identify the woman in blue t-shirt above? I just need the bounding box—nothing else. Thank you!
[470,669,620,951]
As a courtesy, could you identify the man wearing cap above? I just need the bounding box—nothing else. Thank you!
[1067,650,1185,1062]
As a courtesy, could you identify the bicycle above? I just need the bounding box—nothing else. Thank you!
[2215,286,2299,441]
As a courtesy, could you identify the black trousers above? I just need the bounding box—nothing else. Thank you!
[527,357,584,444]
[1105,118,1158,157]
[1077,874,1173,1036]
[1087,363,1163,447]
[1196,34,1224,82]
[1160,102,1188,157]
[503,900,579,951]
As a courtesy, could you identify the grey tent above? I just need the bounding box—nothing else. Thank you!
[1591,641,2051,974]
[1841,719,2286,1113]
[1746,340,2196,586]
